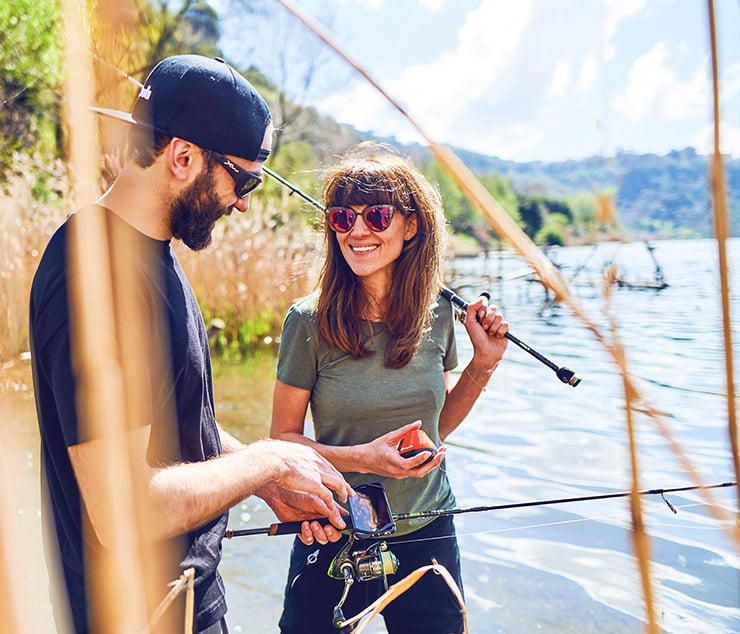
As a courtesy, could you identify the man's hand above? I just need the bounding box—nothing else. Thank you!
[254,440,353,544]
[256,482,348,545]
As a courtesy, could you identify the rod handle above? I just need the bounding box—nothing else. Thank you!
[225,517,334,538]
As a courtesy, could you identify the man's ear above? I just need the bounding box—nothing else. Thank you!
[166,138,199,182]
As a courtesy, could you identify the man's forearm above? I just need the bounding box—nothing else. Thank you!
[149,439,287,538]
[217,423,247,454]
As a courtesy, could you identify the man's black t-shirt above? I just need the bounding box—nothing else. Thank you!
[30,206,228,632]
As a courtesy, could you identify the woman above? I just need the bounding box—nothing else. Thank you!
[271,142,508,634]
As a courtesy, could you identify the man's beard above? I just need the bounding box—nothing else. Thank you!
[169,167,232,251]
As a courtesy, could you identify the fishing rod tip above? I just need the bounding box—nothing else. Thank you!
[557,367,582,387]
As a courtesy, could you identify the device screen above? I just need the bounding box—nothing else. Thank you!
[348,483,396,538]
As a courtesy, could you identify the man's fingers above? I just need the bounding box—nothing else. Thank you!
[320,468,353,503]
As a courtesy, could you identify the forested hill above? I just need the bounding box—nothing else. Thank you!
[452,145,740,238]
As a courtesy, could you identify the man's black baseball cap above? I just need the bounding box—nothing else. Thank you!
[91,55,271,163]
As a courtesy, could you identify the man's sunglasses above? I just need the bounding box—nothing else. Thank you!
[211,151,262,198]
[325,204,396,233]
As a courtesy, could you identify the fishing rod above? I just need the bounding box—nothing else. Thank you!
[392,481,736,522]
[262,170,583,387]
[440,286,581,387]
[225,481,737,539]
[263,166,325,210]
[87,54,581,390]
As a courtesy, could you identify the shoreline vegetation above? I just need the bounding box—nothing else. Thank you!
[1,157,324,364]
[0,152,712,366]
[0,157,602,366]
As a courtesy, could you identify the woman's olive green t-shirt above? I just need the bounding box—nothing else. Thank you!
[276,292,458,536]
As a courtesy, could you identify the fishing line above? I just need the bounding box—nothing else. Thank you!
[640,378,729,398]
[391,482,736,524]
[388,516,615,547]
[372,496,737,549]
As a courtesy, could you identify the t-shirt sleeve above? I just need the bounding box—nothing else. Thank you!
[30,240,83,447]
[276,304,320,391]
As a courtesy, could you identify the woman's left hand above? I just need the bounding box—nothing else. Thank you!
[463,295,509,369]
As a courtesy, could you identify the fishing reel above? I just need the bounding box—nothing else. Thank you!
[330,535,399,630]
[329,536,399,583]
[329,483,399,630]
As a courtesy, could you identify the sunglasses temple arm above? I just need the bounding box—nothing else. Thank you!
[263,167,326,211]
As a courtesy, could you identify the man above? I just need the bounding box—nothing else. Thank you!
[30,55,351,634]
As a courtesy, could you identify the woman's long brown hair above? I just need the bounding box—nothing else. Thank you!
[317,142,446,368]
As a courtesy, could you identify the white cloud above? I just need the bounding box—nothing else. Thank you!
[662,66,708,121]
[317,0,536,148]
[471,123,548,158]
[613,42,708,124]
[417,0,445,12]
[548,59,573,98]
[691,123,740,156]
[604,0,647,61]
[577,55,599,93]
[388,0,534,122]
[694,62,740,155]
[302,0,738,160]
[721,61,740,103]
[341,0,385,9]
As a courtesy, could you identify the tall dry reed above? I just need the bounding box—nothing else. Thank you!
[175,196,324,355]
[0,157,324,365]
[0,157,73,363]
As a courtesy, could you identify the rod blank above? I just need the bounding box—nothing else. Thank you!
[225,482,736,537]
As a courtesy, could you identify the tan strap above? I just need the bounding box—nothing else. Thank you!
[142,567,196,634]
[341,563,467,634]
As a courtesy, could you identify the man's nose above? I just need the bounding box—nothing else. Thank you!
[233,195,251,213]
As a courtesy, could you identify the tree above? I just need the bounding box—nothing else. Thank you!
[0,0,63,177]
[517,196,544,238]
[224,0,343,159]
[90,0,226,161]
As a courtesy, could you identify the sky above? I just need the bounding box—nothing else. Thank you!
[222,0,740,163]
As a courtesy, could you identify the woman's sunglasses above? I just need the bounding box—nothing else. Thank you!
[325,204,396,233]
[211,151,263,198]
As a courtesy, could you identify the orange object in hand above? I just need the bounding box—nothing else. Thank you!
[397,428,437,464]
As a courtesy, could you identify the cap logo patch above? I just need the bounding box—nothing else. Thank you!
[139,85,152,100]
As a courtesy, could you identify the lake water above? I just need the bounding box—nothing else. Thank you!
[4,238,739,633]
[219,238,740,633]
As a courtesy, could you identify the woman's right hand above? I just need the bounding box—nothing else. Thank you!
[361,420,446,479]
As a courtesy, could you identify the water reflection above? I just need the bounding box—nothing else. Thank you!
[7,239,739,633]
[222,239,739,633]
